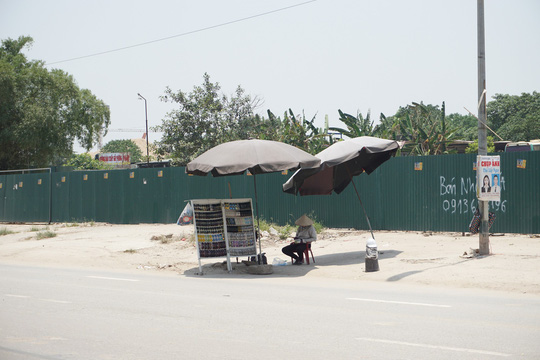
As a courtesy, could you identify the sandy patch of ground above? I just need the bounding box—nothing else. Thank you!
[1,223,539,295]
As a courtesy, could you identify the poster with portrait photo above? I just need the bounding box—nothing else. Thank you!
[476,155,501,202]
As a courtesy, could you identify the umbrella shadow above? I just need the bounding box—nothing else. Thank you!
[311,249,402,267]
[182,249,402,279]
[385,258,473,282]
[182,261,313,279]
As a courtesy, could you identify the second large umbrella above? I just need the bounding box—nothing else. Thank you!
[283,136,399,238]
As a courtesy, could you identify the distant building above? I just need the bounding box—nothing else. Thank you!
[447,140,473,154]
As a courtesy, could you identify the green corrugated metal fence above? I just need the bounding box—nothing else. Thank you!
[0,173,50,223]
[1,152,538,234]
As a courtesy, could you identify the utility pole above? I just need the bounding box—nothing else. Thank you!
[477,0,490,255]
[137,93,150,164]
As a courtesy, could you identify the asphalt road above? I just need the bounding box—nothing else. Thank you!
[1,264,539,360]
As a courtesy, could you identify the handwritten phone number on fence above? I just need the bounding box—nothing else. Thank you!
[442,198,507,215]
[439,176,507,215]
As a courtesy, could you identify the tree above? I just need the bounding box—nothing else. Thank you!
[101,139,143,163]
[329,110,375,138]
[487,92,540,141]
[64,153,111,170]
[0,36,110,170]
[235,113,283,141]
[155,73,259,164]
[373,113,397,139]
[445,113,478,141]
[155,73,336,161]
[276,109,331,154]
[382,102,456,155]
[465,136,495,154]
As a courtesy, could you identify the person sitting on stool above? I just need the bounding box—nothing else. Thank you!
[282,214,317,265]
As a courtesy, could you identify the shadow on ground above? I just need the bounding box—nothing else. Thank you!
[385,258,477,282]
[183,249,403,279]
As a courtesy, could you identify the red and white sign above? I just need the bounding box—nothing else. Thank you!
[99,153,130,165]
[476,155,501,201]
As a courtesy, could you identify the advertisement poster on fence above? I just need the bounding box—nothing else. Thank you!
[477,155,501,202]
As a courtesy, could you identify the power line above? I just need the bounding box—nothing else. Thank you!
[46,0,317,66]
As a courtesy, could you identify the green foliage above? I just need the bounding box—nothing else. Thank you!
[155,73,257,165]
[329,109,375,138]
[465,136,496,154]
[0,227,14,236]
[257,219,272,233]
[0,36,110,170]
[36,230,56,240]
[64,153,110,170]
[325,93,539,151]
[276,109,332,154]
[156,72,540,161]
[235,113,283,141]
[257,218,324,240]
[279,224,295,240]
[487,92,540,141]
[445,113,478,140]
[154,73,335,163]
[101,139,143,163]
[373,113,397,139]
[330,103,461,156]
[312,220,324,234]
[383,102,457,155]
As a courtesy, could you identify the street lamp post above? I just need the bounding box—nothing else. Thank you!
[137,93,149,164]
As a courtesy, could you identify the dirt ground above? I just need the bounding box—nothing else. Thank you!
[1,222,539,295]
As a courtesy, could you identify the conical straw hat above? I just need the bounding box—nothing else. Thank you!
[295,214,313,226]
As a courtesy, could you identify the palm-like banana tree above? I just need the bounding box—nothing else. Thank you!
[329,109,375,138]
[374,113,398,139]
[267,109,331,155]
[396,102,456,155]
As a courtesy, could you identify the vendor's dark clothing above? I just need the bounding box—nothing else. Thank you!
[282,225,317,262]
[282,242,308,261]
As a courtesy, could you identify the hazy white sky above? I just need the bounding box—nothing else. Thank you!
[2,0,539,152]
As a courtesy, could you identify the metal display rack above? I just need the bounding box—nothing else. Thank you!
[191,198,257,273]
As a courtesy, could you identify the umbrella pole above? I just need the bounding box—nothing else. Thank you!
[351,178,375,240]
[253,175,263,264]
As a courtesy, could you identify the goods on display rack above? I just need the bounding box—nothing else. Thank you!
[223,201,256,257]
[191,198,257,273]
[192,201,226,258]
